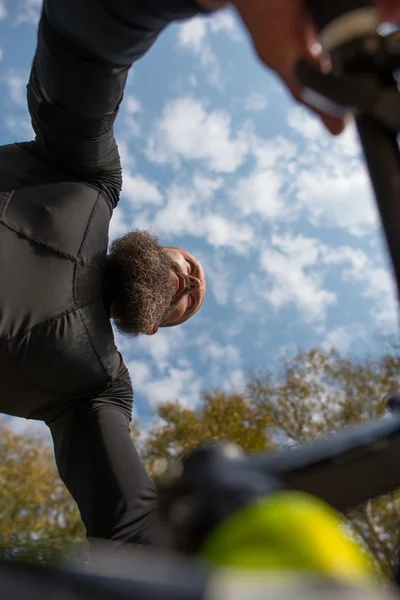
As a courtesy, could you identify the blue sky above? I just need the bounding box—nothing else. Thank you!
[0,1,398,436]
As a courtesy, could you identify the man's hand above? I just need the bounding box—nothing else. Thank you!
[229,0,400,135]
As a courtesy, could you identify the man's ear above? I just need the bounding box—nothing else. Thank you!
[148,326,158,336]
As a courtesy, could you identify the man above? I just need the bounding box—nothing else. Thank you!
[0,0,212,547]
[0,0,392,549]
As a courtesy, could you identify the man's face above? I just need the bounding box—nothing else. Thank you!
[163,246,207,327]
[107,231,206,337]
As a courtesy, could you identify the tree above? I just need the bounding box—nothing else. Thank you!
[0,420,141,564]
[2,345,400,576]
[247,347,400,579]
[143,390,274,475]
[144,346,400,580]
[0,421,86,564]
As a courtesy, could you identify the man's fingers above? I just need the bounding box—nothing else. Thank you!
[288,54,347,137]
[318,113,347,135]
[232,0,348,136]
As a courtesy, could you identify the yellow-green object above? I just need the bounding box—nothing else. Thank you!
[201,491,377,585]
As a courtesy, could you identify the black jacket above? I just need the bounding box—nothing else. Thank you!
[0,0,202,422]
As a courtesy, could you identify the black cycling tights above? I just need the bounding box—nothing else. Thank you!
[47,402,169,547]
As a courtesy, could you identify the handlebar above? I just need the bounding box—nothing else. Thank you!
[159,415,400,553]
[4,2,400,598]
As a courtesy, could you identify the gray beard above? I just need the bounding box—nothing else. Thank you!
[105,230,188,337]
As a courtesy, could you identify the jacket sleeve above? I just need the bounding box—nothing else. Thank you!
[27,0,203,208]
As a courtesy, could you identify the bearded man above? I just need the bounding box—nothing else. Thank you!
[0,0,210,546]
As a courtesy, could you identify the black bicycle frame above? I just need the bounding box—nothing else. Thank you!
[4,1,400,597]
[158,0,400,555]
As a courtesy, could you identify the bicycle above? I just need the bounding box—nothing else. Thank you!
[3,1,400,598]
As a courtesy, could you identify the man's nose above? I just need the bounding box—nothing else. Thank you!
[189,275,201,291]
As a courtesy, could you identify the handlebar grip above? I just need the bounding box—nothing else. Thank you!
[306,0,374,31]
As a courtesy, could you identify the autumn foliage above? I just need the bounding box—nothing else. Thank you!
[0,423,86,564]
[1,346,400,578]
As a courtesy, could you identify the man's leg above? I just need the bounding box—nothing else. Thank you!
[48,402,169,546]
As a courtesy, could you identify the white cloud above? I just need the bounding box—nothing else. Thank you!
[188,74,198,88]
[152,184,196,232]
[133,328,187,373]
[234,169,285,220]
[232,278,266,317]
[203,339,241,365]
[193,334,243,390]
[121,96,142,138]
[322,324,366,354]
[322,244,398,334]
[146,368,201,407]
[16,0,41,25]
[143,182,254,253]
[245,92,268,113]
[3,68,27,107]
[193,173,224,200]
[1,415,50,439]
[203,214,253,250]
[259,234,337,324]
[178,17,208,52]
[125,96,141,114]
[233,238,329,327]
[365,266,397,326]
[209,10,242,41]
[127,360,152,390]
[127,360,201,408]
[288,106,326,141]
[5,115,34,139]
[297,166,378,236]
[322,245,368,270]
[286,108,373,237]
[121,173,164,207]
[252,135,297,170]
[196,251,234,306]
[118,140,136,171]
[288,107,361,159]
[176,10,240,87]
[146,96,251,173]
[177,17,222,87]
[346,260,398,335]
[335,121,361,157]
[109,207,130,241]
[223,368,246,393]
[0,1,7,20]
[2,68,34,138]
[179,9,241,45]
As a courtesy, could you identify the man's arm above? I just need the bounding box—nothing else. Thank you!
[27,0,206,207]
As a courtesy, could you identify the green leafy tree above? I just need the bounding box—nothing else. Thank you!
[144,346,400,580]
[0,421,86,564]
[0,420,141,564]
[247,347,400,579]
[143,390,274,474]
[2,345,400,577]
